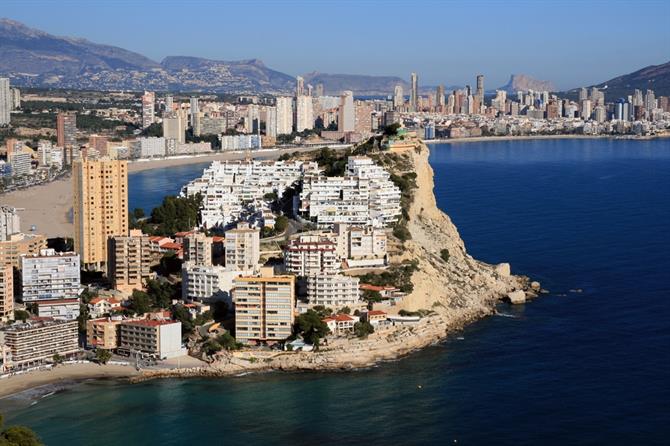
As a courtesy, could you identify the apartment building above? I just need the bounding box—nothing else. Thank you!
[284,235,339,276]
[118,319,184,359]
[183,232,213,266]
[0,206,20,241]
[306,274,361,308]
[233,269,295,344]
[1,319,79,370]
[181,262,248,306]
[35,298,80,321]
[107,230,152,294]
[225,222,260,271]
[0,233,47,269]
[20,249,81,302]
[0,264,13,322]
[86,318,124,349]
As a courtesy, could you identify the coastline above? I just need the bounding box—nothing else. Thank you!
[424,132,670,145]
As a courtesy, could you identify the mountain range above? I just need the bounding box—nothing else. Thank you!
[1,18,668,98]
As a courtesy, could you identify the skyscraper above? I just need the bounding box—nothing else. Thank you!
[316,83,325,97]
[410,72,419,112]
[73,158,128,268]
[265,106,277,138]
[0,78,10,126]
[295,95,313,132]
[276,97,293,135]
[190,97,201,136]
[165,95,174,112]
[163,112,185,144]
[141,91,155,129]
[476,75,485,104]
[56,111,77,148]
[436,85,445,111]
[338,91,355,132]
[393,84,404,110]
[296,76,305,97]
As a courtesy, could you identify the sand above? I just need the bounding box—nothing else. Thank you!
[0,363,138,399]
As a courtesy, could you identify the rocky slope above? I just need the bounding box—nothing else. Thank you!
[498,73,556,93]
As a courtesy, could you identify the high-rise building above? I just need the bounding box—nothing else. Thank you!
[316,83,324,97]
[0,206,20,241]
[10,87,21,110]
[1,319,79,371]
[436,85,446,111]
[20,249,81,302]
[476,75,485,102]
[579,87,588,101]
[225,222,260,271]
[296,76,305,97]
[233,269,295,344]
[284,235,339,276]
[56,111,77,148]
[354,101,373,135]
[141,91,155,129]
[338,91,355,132]
[276,97,293,135]
[265,106,277,138]
[73,158,129,268]
[163,112,186,144]
[393,84,404,110]
[190,97,201,135]
[0,77,10,125]
[118,319,184,359]
[295,95,313,132]
[0,264,13,322]
[410,72,419,112]
[183,232,213,266]
[88,135,109,157]
[165,95,174,112]
[107,229,152,294]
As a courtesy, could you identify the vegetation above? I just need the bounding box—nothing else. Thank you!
[203,332,242,355]
[392,224,411,242]
[172,304,213,337]
[51,354,64,365]
[399,309,434,318]
[294,309,330,345]
[140,123,163,137]
[276,129,319,144]
[95,349,112,365]
[77,288,96,333]
[131,194,202,235]
[0,414,43,446]
[156,252,183,276]
[312,147,352,176]
[186,131,221,150]
[361,289,382,303]
[354,321,375,338]
[358,260,419,294]
[440,249,450,263]
[126,279,179,315]
[13,310,29,323]
[383,123,402,136]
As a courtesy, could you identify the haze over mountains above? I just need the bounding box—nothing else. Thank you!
[0,18,667,97]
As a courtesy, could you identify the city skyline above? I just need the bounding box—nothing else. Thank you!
[2,0,669,90]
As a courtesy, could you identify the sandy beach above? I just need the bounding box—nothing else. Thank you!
[0,363,138,399]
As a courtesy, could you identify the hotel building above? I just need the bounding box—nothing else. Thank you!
[1,319,79,371]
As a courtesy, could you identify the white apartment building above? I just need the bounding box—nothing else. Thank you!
[118,319,184,359]
[131,137,165,159]
[333,224,387,267]
[0,77,10,126]
[300,156,401,228]
[306,274,360,308]
[219,134,262,151]
[275,96,293,135]
[338,91,355,132]
[225,222,260,271]
[284,235,340,276]
[295,95,313,132]
[0,206,20,241]
[20,249,81,302]
[35,298,81,321]
[9,152,32,177]
[181,262,251,306]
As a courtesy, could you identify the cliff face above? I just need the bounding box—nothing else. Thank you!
[392,142,524,312]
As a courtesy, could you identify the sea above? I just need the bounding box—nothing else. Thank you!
[2,138,669,445]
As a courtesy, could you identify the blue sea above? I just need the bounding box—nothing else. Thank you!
[3,138,670,445]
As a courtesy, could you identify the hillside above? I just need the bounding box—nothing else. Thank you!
[591,61,670,98]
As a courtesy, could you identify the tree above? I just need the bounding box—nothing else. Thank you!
[133,208,145,220]
[383,123,401,136]
[140,122,163,137]
[14,310,29,322]
[145,279,175,309]
[341,306,351,315]
[0,414,43,446]
[95,349,112,365]
[217,332,242,351]
[440,249,450,262]
[354,321,375,339]
[274,215,289,234]
[294,310,330,345]
[158,252,182,276]
[128,290,152,315]
[212,301,228,322]
[52,354,64,365]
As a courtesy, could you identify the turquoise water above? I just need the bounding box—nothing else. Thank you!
[3,138,670,445]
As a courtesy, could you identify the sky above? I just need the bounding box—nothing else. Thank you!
[3,0,670,90]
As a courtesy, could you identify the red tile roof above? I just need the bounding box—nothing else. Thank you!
[35,298,80,306]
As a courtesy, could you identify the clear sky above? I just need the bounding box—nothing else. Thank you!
[3,0,670,89]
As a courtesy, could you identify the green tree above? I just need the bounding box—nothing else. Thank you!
[52,354,64,365]
[145,279,175,309]
[294,310,330,345]
[140,122,163,137]
[0,414,43,446]
[128,290,152,315]
[217,332,242,351]
[158,252,182,276]
[95,349,112,365]
[354,321,375,339]
[341,306,351,315]
[273,215,289,234]
[133,208,145,220]
[383,123,401,136]
[13,310,29,322]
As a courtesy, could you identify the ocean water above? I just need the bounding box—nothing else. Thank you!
[3,138,670,445]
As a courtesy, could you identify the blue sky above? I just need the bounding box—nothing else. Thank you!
[3,0,670,89]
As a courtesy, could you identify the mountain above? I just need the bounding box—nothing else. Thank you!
[302,72,410,96]
[590,61,670,98]
[0,18,294,93]
[498,74,556,93]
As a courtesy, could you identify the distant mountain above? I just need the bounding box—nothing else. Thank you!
[590,61,670,98]
[302,72,410,96]
[498,74,556,93]
[0,18,294,93]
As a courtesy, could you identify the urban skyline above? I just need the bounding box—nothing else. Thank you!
[2,0,669,89]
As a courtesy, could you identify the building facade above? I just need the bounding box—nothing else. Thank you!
[1,319,79,370]
[20,249,81,302]
[306,274,360,308]
[0,264,13,322]
[224,222,260,271]
[118,319,183,359]
[107,230,152,294]
[0,206,20,241]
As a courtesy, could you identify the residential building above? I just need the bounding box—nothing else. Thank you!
[338,91,355,132]
[118,319,184,359]
[0,78,10,125]
[1,319,79,371]
[86,317,123,349]
[219,134,261,151]
[225,222,260,271]
[190,97,200,135]
[275,97,293,135]
[322,313,358,336]
[284,235,339,276]
[393,85,404,110]
[141,91,155,129]
[35,298,80,320]
[355,101,373,135]
[88,135,109,157]
[163,112,186,144]
[233,269,295,344]
[0,233,47,269]
[410,72,419,112]
[73,158,128,268]
[131,137,165,159]
[295,95,313,132]
[183,232,213,266]
[181,262,247,306]
[306,274,360,308]
[9,152,31,177]
[0,206,20,241]
[56,111,77,148]
[0,264,13,322]
[20,249,81,302]
[88,297,122,318]
[107,230,152,294]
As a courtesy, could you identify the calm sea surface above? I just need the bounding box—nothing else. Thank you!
[4,138,670,445]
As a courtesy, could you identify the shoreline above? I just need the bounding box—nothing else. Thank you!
[425,133,670,145]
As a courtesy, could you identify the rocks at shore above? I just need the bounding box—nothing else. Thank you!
[507,290,527,304]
